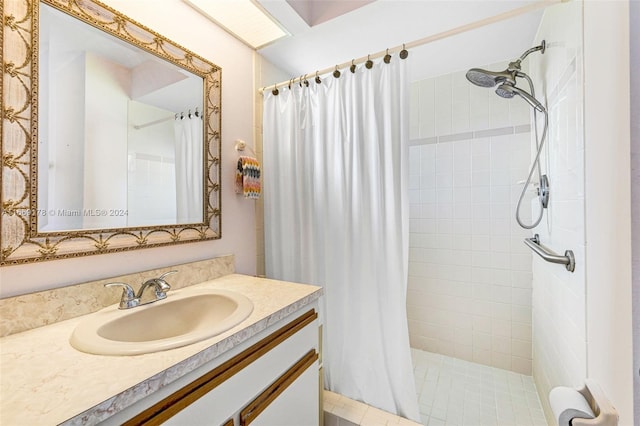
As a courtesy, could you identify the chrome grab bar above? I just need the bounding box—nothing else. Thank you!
[524,234,575,272]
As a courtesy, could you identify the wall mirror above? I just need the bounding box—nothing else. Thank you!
[1,0,222,265]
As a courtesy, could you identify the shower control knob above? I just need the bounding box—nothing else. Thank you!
[538,175,550,208]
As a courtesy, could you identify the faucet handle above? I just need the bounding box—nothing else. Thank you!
[105,282,140,309]
[155,270,177,292]
[158,270,178,281]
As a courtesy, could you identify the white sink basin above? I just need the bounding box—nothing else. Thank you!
[70,287,254,355]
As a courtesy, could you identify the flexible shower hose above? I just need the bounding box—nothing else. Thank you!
[514,74,548,229]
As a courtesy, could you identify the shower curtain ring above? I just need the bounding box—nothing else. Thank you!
[333,65,341,78]
[400,43,409,59]
[272,83,279,96]
[384,48,392,64]
[365,54,373,69]
[350,59,357,73]
[303,74,309,87]
[315,71,321,84]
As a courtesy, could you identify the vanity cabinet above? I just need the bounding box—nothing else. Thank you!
[106,308,320,426]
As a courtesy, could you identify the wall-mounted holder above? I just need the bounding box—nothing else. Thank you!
[559,380,618,426]
[524,234,575,272]
[234,139,257,156]
[549,379,619,426]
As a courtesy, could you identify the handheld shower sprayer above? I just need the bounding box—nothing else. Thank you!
[495,83,545,112]
[465,41,548,229]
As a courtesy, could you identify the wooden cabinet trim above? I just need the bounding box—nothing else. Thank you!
[239,349,318,426]
[123,309,318,426]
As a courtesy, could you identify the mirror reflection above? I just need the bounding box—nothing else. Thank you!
[38,2,204,232]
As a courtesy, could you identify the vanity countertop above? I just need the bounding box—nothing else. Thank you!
[0,274,322,425]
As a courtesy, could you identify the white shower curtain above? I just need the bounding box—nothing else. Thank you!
[263,58,420,421]
[174,116,203,223]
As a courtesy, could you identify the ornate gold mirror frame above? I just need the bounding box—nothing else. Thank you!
[1,0,222,265]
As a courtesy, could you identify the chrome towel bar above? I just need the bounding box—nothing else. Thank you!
[524,234,575,272]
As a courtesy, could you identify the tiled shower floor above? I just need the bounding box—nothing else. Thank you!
[412,348,548,426]
[324,349,548,426]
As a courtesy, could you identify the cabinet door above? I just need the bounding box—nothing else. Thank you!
[240,351,319,426]
[125,309,319,426]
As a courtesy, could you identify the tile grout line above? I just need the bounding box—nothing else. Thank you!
[408,123,531,147]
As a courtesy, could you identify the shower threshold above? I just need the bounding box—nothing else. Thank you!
[323,390,421,426]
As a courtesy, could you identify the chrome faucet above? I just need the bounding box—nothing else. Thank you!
[105,270,178,309]
[136,270,177,304]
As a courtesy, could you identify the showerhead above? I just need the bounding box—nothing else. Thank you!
[465,68,514,88]
[466,41,549,230]
[495,83,517,98]
[496,83,546,112]
[466,40,546,90]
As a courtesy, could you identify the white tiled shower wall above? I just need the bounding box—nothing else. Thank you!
[407,64,535,375]
[528,2,587,424]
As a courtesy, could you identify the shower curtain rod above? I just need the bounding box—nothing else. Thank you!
[133,107,202,130]
[258,0,563,94]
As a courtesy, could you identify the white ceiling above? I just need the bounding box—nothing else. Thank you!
[284,0,376,26]
[256,0,546,83]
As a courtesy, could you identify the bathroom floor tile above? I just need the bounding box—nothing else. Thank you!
[323,349,546,426]
[411,348,548,426]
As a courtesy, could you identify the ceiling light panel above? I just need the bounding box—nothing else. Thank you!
[185,0,288,49]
